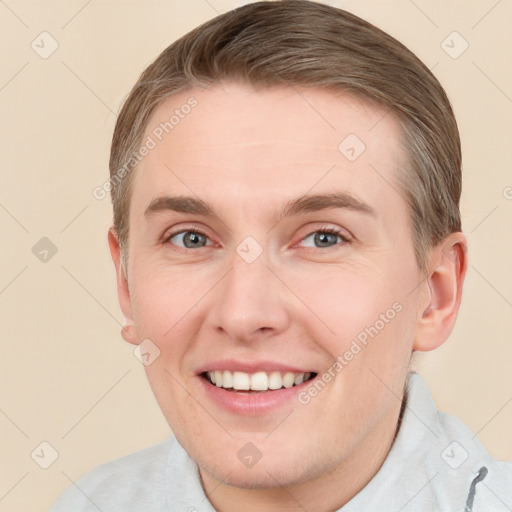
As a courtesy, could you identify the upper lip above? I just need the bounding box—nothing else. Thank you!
[196,359,316,375]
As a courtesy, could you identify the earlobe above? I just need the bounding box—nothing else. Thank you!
[121,323,139,346]
[413,232,468,352]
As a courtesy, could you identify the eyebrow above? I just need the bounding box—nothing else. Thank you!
[144,191,377,223]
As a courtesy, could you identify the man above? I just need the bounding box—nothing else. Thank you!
[49,0,512,510]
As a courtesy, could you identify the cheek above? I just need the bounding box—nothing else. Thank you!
[293,264,395,341]
[130,266,196,334]
[300,262,415,380]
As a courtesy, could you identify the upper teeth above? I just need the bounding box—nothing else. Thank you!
[207,370,311,391]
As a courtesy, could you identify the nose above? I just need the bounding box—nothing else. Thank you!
[207,249,291,343]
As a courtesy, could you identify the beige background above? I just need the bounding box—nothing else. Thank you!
[1,0,511,510]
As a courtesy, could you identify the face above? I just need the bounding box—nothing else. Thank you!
[113,82,432,491]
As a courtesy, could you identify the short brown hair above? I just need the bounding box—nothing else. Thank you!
[109,0,462,276]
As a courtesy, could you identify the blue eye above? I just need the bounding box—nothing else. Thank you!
[165,229,211,250]
[300,228,350,249]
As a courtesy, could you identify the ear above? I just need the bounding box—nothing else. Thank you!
[413,232,468,352]
[108,227,138,346]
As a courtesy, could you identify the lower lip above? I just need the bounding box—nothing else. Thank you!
[197,375,315,415]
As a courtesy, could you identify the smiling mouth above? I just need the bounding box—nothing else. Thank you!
[201,370,317,393]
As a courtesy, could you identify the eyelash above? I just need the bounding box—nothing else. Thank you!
[163,226,351,253]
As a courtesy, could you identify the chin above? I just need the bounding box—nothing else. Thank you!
[205,463,301,490]
[198,449,325,490]
[224,470,285,489]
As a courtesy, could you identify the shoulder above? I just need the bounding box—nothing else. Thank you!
[435,405,512,492]
[383,373,512,511]
[415,376,512,510]
[48,436,176,512]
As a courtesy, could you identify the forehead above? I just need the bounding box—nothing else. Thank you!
[131,82,408,224]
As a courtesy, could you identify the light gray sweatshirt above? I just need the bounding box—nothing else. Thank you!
[48,373,512,511]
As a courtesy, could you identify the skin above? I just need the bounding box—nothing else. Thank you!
[108,81,468,511]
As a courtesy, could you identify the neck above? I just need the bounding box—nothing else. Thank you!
[199,397,405,512]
